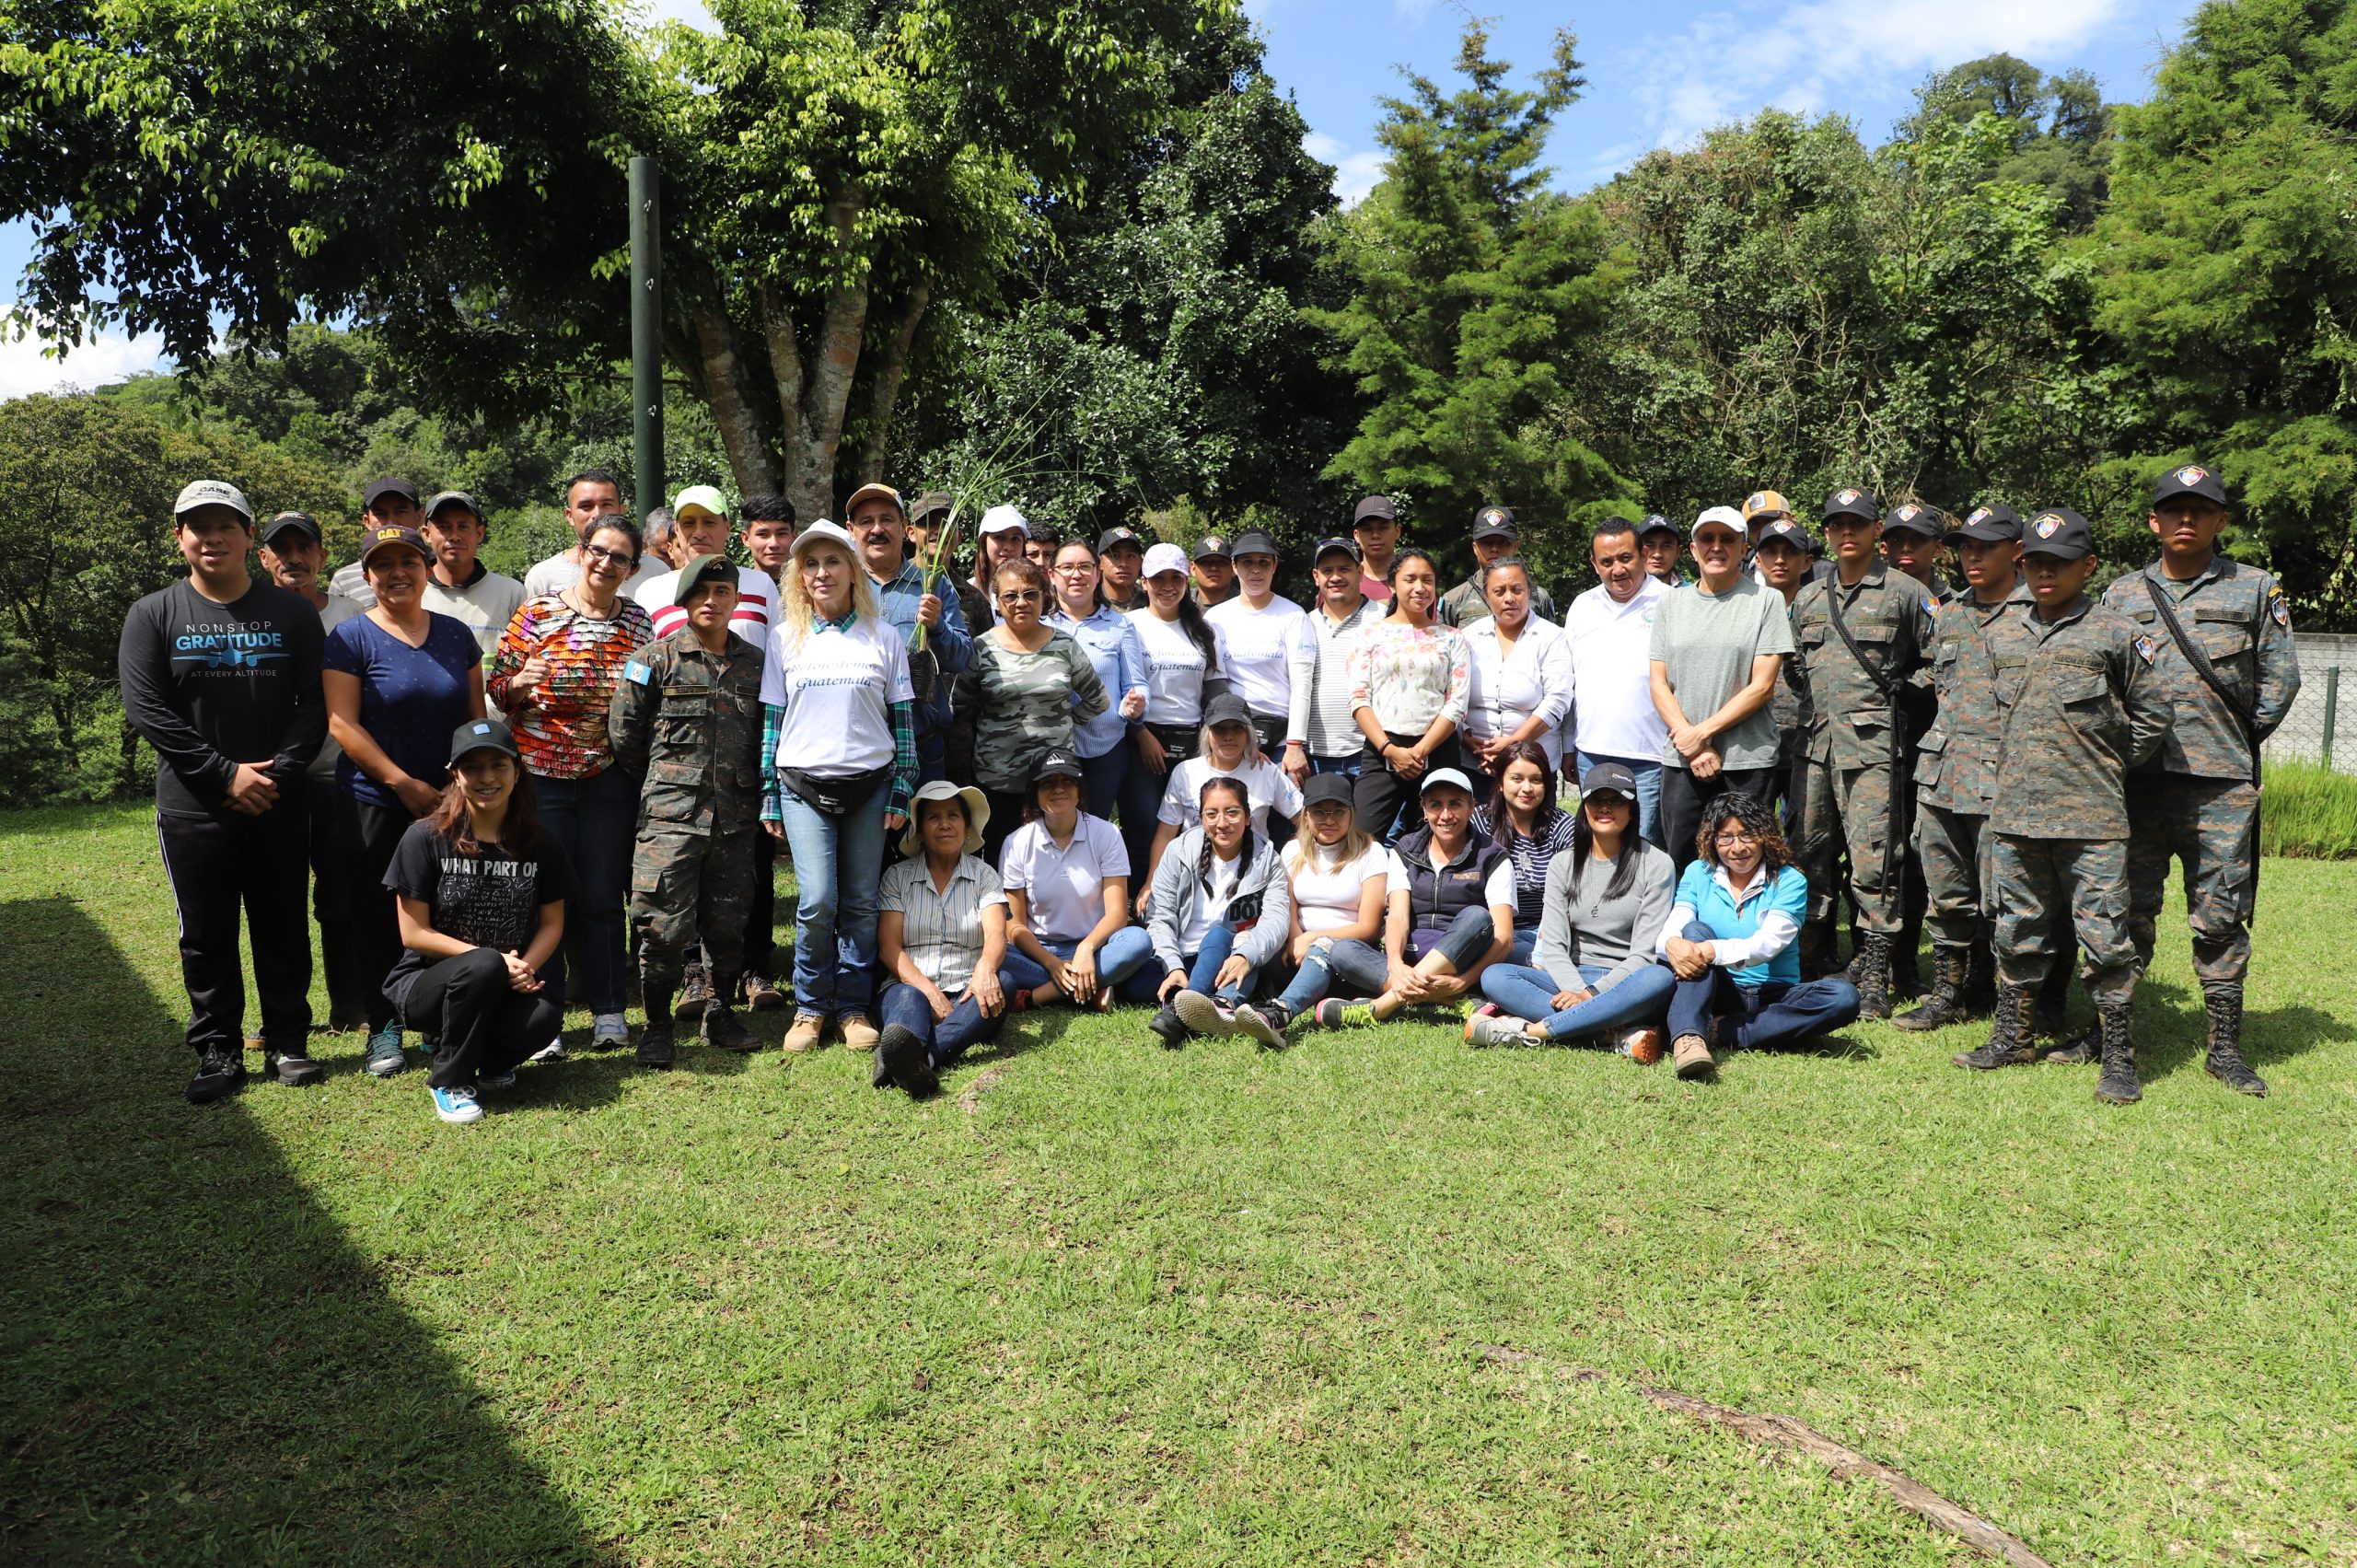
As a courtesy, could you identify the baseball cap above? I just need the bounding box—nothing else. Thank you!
[173,479,253,521]
[673,483,731,522]
[1097,526,1146,554]
[1143,542,1190,577]
[2153,462,2228,507]
[979,505,1029,539]
[842,482,904,518]
[1420,767,1476,797]
[362,477,420,513]
[1823,486,1880,523]
[674,552,737,606]
[1302,772,1356,810]
[447,716,521,768]
[425,489,482,523]
[1191,534,1233,563]
[1881,503,1942,537]
[1202,691,1255,729]
[1229,528,1280,560]
[357,523,431,566]
[1470,504,1519,540]
[909,491,954,523]
[1636,513,1679,540]
[788,518,857,561]
[1741,489,1794,522]
[1579,761,1640,799]
[1690,505,1747,540]
[1312,536,1361,563]
[1353,495,1399,528]
[259,510,320,546]
[2021,507,2096,560]
[1031,747,1086,786]
[1753,517,1810,552]
[1955,504,2023,542]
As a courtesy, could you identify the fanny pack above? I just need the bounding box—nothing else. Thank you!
[777,763,892,817]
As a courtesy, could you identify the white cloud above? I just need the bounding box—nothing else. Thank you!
[1304,130,1389,207]
[629,0,716,32]
[0,326,168,400]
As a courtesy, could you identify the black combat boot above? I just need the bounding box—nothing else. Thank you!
[2094,1003,2141,1103]
[1961,932,1997,1015]
[1889,918,1924,1002]
[2202,987,2268,1097]
[673,961,712,1019]
[1952,985,2038,1069]
[1852,932,1895,1020]
[1893,946,1971,1031]
[1147,1005,1187,1049]
[637,982,676,1068]
[702,994,759,1054]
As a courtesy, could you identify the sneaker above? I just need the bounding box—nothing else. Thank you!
[363,1027,407,1077]
[1619,1028,1666,1065]
[528,1037,567,1063]
[590,1013,630,1050]
[265,1046,325,1086]
[1314,998,1379,1029]
[744,972,786,1011]
[1170,990,1235,1038]
[839,1015,880,1052]
[186,1045,247,1104]
[877,1023,939,1098]
[429,1084,484,1124]
[1232,1002,1289,1048]
[783,1015,826,1054]
[1146,1005,1187,1048]
[1465,1008,1529,1049]
[480,1068,518,1090]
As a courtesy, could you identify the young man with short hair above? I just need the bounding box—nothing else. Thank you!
[1437,505,1556,627]
[120,482,330,1101]
[1875,501,1952,997]
[1565,517,1672,846]
[1351,495,1401,602]
[1097,526,1148,613]
[632,485,775,641]
[523,468,657,598]
[1190,534,1238,607]
[1288,537,1384,789]
[419,491,526,659]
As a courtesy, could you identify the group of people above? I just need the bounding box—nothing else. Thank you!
[120,460,2294,1121]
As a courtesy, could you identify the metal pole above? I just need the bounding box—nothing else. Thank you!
[629,156,664,523]
[2323,665,2340,770]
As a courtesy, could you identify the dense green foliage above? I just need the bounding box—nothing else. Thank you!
[2259,759,2357,857]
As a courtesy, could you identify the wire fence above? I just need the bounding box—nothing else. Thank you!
[2264,633,2357,773]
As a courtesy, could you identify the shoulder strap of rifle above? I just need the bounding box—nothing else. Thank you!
[1824,578,1901,703]
[2142,573,2259,784]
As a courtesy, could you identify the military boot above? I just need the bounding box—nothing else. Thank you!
[1961,933,1997,1016]
[2041,961,2098,1063]
[1952,985,2038,1069]
[673,961,712,1020]
[2094,1003,2141,1104]
[2202,987,2268,1097]
[1893,946,1971,1032]
[702,994,759,1054]
[1889,918,1924,1002]
[1852,932,1896,1020]
[636,980,676,1067]
[1795,918,1838,981]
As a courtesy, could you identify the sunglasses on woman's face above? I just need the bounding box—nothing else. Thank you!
[998,588,1043,604]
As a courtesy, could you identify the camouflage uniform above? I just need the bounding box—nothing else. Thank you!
[2101,557,2300,993]
[609,630,768,997]
[1436,571,1555,628]
[1913,584,2034,948]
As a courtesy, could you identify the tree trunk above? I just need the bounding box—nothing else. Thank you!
[689,270,783,501]
[773,185,871,527]
[858,278,932,483]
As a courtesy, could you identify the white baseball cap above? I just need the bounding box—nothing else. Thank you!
[788,519,855,561]
[1420,767,1477,796]
[173,479,252,520]
[1690,505,1747,540]
[979,504,1030,538]
[1142,541,1190,577]
[673,483,731,521]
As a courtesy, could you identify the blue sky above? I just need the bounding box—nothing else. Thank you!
[1,0,2200,396]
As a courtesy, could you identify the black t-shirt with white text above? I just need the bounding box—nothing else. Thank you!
[382,821,576,1009]
[116,578,326,816]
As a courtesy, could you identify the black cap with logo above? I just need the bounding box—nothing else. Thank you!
[1470,505,1519,540]
[2020,506,2096,560]
[1955,504,2022,542]
[2153,462,2228,507]
[1881,503,1942,538]
[1823,487,1880,523]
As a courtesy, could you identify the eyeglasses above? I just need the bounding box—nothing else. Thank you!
[1053,563,1096,575]
[583,544,638,569]
[998,588,1043,604]
[1714,830,1760,848]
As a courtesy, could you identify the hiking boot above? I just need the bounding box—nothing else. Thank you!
[1146,1005,1188,1049]
[783,1015,826,1054]
[1851,932,1895,1020]
[674,963,712,1019]
[1233,1001,1290,1048]
[186,1045,247,1104]
[744,971,785,1011]
[877,1023,939,1098]
[2044,1028,2098,1065]
[2095,1003,2142,1104]
[702,1002,758,1054]
[839,1015,880,1052]
[1671,1034,1715,1080]
[1465,1006,1529,1049]
[429,1083,484,1124]
[1171,990,1235,1038]
[264,1045,325,1086]
[1620,1028,1666,1064]
[1953,985,2038,1070]
[363,1026,407,1077]
[1893,947,1972,1032]
[636,1017,676,1069]
[2202,988,2268,1097]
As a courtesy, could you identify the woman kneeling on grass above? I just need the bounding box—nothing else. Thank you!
[1467,762,1678,1055]
[1228,772,1389,1044]
[999,748,1157,1010]
[1318,768,1513,1028]
[386,718,574,1125]
[1140,776,1295,1047]
[1658,793,1862,1080]
[875,783,1013,1099]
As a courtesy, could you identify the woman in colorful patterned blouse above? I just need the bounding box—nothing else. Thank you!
[487,516,655,1051]
[1347,547,1470,843]
[951,557,1110,866]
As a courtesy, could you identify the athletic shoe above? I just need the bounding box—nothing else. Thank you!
[1170,990,1235,1038]
[1314,998,1379,1029]
[528,1037,567,1063]
[877,1023,939,1098]
[636,1018,676,1069]
[363,1027,407,1077]
[1146,1005,1187,1048]
[590,1013,630,1050]
[1465,1009,1529,1049]
[480,1068,518,1090]
[839,1015,880,1052]
[1232,1002,1289,1048]
[186,1045,247,1104]
[1619,1028,1666,1065]
[265,1047,325,1086]
[429,1084,484,1124]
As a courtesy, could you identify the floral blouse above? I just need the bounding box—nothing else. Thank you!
[487,592,656,780]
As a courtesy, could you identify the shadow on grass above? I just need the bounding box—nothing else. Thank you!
[2129,971,2351,1082]
[0,896,611,1565]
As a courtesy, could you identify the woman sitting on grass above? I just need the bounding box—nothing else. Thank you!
[1318,768,1513,1028]
[1658,793,1863,1080]
[874,783,1012,1100]
[1467,762,1678,1056]
[1228,773,1389,1045]
[1470,739,1579,965]
[385,718,573,1125]
[1138,776,1294,1047]
[999,748,1158,1011]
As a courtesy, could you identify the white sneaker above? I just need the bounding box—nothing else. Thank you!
[430,1084,484,1124]
[528,1037,567,1063]
[591,1013,629,1049]
[1171,990,1236,1038]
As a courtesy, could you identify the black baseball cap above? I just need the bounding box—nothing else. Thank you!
[260,511,321,547]
[447,716,521,768]
[357,523,431,567]
[2021,506,2096,560]
[1881,503,1942,538]
[1823,487,1880,523]
[362,477,421,512]
[1753,517,1810,552]
[1470,504,1519,540]
[1097,526,1146,555]
[1352,495,1399,528]
[1191,534,1232,563]
[1955,504,2022,542]
[1637,513,1679,540]
[1579,761,1640,799]
[1202,691,1255,729]
[1302,772,1356,810]
[1228,529,1280,560]
[1031,747,1086,786]
[2153,462,2228,507]
[1313,536,1361,563]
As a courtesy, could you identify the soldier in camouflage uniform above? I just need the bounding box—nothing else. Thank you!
[1894,504,2032,1030]
[609,554,768,1066]
[1877,504,1953,1001]
[1788,489,1936,1016]
[2100,462,2301,1096]
[1437,505,1557,628]
[1957,508,2168,1103]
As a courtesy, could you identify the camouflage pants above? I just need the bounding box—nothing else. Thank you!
[1991,834,2136,1005]
[631,824,759,993]
[1914,801,1991,950]
[2126,773,2259,993]
[1797,756,1907,935]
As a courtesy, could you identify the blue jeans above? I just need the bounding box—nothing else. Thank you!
[878,978,1005,1069]
[1507,927,1538,965]
[1310,752,1368,778]
[774,785,891,1019]
[535,765,635,1016]
[1002,926,1157,997]
[1480,961,1677,1042]
[1664,922,1861,1050]
[1274,935,1391,1013]
[1117,921,1257,1005]
[1577,750,1665,851]
[1077,743,1130,829]
[1407,904,1498,972]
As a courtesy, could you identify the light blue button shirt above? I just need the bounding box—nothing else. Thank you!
[1049,605,1147,759]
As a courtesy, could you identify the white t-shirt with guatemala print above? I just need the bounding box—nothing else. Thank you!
[759,615,913,776]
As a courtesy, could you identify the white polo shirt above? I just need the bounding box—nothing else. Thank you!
[1203,593,1309,729]
[760,614,912,775]
[633,564,777,641]
[998,814,1130,945]
[1564,576,1671,763]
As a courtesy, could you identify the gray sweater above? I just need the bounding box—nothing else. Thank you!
[1145,828,1294,976]
[1531,840,1677,996]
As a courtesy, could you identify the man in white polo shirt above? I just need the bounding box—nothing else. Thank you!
[1565,516,1672,846]
[633,485,777,642]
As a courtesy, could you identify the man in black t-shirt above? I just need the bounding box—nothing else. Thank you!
[119,480,327,1102]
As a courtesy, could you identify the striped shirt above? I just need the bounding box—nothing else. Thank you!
[880,854,1008,993]
[486,593,656,780]
[1293,598,1382,759]
[633,563,778,643]
[1474,803,1580,931]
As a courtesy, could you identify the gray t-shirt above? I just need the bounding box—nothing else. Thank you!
[1646,575,1795,772]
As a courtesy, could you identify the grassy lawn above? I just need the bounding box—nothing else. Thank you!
[5,801,2354,1565]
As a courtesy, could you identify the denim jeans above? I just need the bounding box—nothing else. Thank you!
[1507,927,1538,966]
[1576,750,1666,852]
[1273,935,1391,1013]
[774,784,891,1019]
[1001,926,1158,997]
[536,764,636,1016]
[1117,920,1257,1005]
[1480,960,1677,1042]
[878,978,1005,1069]
[1406,903,1498,972]
[1077,743,1130,829]
[1663,921,1861,1050]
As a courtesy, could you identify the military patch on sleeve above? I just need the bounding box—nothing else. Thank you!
[2270,589,2292,628]
[1923,598,1938,615]
[2133,634,2158,665]
[625,659,653,685]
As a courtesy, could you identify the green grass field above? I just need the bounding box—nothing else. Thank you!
[5,802,2354,1565]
